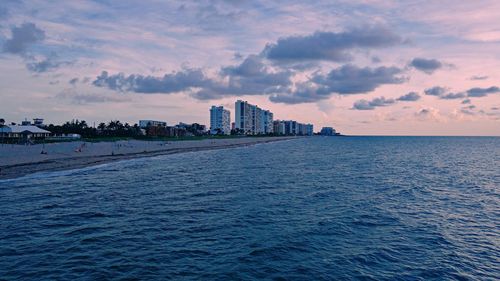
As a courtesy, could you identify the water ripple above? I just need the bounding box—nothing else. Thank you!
[0,136,499,280]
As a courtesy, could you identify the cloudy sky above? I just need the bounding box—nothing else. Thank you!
[1,0,499,135]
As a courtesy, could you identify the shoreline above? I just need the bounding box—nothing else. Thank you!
[0,137,297,180]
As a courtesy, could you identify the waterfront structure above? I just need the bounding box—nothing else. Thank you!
[235,100,253,134]
[33,118,44,126]
[272,120,313,136]
[273,120,285,135]
[139,120,167,128]
[262,110,274,134]
[47,133,81,141]
[320,127,336,136]
[17,118,45,127]
[305,124,314,136]
[210,106,231,135]
[177,122,207,136]
[235,100,273,135]
[0,124,51,142]
[146,125,186,137]
[286,120,297,135]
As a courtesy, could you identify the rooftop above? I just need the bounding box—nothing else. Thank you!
[0,125,51,134]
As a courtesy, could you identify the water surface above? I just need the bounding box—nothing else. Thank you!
[1,137,499,280]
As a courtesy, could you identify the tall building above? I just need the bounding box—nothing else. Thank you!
[273,120,313,136]
[305,124,314,136]
[282,120,297,135]
[210,106,231,135]
[273,120,285,135]
[262,110,274,134]
[235,100,252,134]
[252,105,262,134]
[235,100,273,135]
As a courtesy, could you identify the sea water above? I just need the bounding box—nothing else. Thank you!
[0,137,499,280]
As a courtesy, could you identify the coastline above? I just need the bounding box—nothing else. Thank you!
[0,137,297,180]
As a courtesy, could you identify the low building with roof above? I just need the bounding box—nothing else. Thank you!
[0,124,51,143]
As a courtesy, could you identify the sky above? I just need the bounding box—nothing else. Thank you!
[0,0,499,136]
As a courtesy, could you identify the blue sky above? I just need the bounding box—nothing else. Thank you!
[0,0,499,135]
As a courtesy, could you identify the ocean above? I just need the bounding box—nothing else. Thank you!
[0,137,499,280]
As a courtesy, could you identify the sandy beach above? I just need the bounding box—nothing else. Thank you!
[0,137,296,180]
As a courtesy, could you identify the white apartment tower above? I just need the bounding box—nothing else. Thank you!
[262,110,274,134]
[235,100,273,135]
[210,106,231,135]
[235,100,253,134]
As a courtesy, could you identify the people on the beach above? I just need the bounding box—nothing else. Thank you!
[75,143,86,152]
[1,138,288,179]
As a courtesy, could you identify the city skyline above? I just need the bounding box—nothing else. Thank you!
[0,1,499,135]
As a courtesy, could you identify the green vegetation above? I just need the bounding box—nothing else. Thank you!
[40,120,290,144]
[46,120,142,138]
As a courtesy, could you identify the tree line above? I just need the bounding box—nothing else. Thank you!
[46,120,143,138]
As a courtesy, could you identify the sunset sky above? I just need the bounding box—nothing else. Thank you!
[1,0,499,135]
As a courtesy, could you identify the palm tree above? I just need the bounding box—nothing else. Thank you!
[98,122,106,131]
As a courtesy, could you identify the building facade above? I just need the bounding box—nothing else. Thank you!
[320,127,336,136]
[273,120,285,135]
[177,122,207,136]
[0,125,51,143]
[139,120,167,128]
[235,100,253,134]
[262,110,274,134]
[210,106,231,135]
[235,100,273,135]
[305,124,314,136]
[273,120,314,136]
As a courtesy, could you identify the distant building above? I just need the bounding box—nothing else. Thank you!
[235,100,273,135]
[33,118,44,126]
[305,124,314,136]
[210,106,231,135]
[273,120,285,135]
[262,110,274,134]
[139,120,167,128]
[47,133,81,141]
[146,126,186,137]
[283,120,297,135]
[177,122,207,136]
[272,120,313,136]
[17,118,45,127]
[320,127,336,136]
[0,124,51,142]
[235,100,253,134]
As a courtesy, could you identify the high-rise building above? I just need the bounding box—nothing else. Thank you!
[235,100,273,135]
[273,120,285,135]
[210,106,231,135]
[305,124,314,136]
[235,100,252,134]
[262,110,274,134]
[252,105,262,134]
[273,120,313,136]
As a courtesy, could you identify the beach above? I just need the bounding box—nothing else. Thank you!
[0,137,296,180]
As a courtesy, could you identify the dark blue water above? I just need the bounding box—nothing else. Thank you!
[1,137,499,280]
